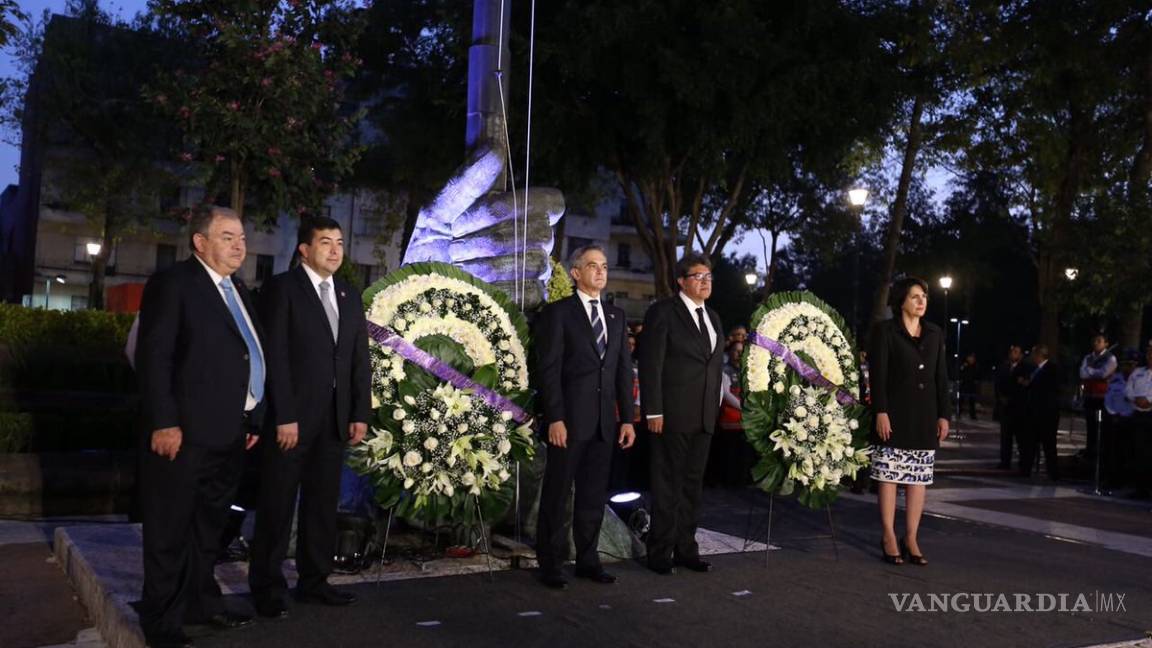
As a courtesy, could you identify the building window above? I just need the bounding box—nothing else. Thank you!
[615,291,630,300]
[359,264,375,288]
[70,295,88,310]
[616,243,631,269]
[155,244,176,271]
[256,254,274,285]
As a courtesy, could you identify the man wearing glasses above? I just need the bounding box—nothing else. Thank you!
[638,252,724,575]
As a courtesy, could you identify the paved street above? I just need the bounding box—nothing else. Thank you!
[2,409,1150,648]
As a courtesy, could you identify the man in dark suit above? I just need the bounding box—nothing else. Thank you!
[535,244,635,590]
[136,206,264,648]
[638,252,724,575]
[249,217,371,616]
[1021,344,1062,480]
[994,344,1025,469]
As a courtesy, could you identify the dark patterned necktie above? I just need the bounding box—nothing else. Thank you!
[590,299,607,358]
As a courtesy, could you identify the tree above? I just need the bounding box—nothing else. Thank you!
[868,0,967,330]
[147,0,366,224]
[349,0,472,251]
[959,0,1142,350]
[530,0,897,297]
[14,3,180,309]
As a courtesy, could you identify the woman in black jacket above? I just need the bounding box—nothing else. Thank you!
[869,277,951,565]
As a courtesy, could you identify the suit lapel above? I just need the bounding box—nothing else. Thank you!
[706,307,722,358]
[672,297,710,359]
[188,258,243,341]
[294,265,336,348]
[566,295,600,357]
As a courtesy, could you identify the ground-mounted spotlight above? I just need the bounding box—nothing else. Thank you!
[607,491,650,538]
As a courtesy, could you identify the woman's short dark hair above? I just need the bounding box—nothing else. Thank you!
[887,276,929,315]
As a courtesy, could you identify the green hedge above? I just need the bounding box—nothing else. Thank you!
[0,304,136,392]
[0,412,33,452]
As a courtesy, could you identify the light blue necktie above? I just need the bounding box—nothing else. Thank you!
[220,277,264,403]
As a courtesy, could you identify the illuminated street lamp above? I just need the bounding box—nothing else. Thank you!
[1065,267,1079,281]
[847,187,869,339]
[744,272,758,287]
[86,241,103,256]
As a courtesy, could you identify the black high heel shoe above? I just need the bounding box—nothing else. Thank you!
[900,539,928,566]
[880,540,904,565]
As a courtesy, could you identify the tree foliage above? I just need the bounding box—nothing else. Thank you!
[146,0,366,224]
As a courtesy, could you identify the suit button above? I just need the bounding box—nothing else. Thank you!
[243,354,249,360]
[918,383,925,389]
[918,364,924,370]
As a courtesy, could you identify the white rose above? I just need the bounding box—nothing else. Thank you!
[424,437,439,451]
[773,382,785,394]
[789,385,802,396]
[402,421,415,433]
[393,408,406,421]
[806,415,820,429]
[501,411,514,421]
[403,450,422,467]
[848,419,859,430]
[458,423,469,433]
[794,406,808,418]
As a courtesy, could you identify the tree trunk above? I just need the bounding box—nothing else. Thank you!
[869,95,926,328]
[1119,304,1144,350]
[88,255,106,310]
[761,229,779,298]
[230,162,246,221]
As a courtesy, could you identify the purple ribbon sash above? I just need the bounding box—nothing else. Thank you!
[366,320,530,423]
[748,331,857,407]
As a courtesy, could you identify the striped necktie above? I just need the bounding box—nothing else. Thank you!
[589,299,607,358]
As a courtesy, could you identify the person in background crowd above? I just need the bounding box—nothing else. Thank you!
[1079,333,1117,460]
[994,345,1026,470]
[1021,345,1061,480]
[1102,348,1138,490]
[958,353,980,419]
[727,325,748,346]
[1123,346,1152,498]
[708,341,750,487]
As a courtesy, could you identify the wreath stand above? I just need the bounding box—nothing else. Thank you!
[741,491,840,567]
[373,496,497,585]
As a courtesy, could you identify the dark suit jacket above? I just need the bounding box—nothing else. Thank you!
[638,295,724,434]
[1026,361,1062,418]
[137,256,265,448]
[535,294,634,442]
[259,265,371,440]
[868,318,951,450]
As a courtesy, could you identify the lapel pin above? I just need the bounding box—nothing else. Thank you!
[609,314,615,319]
[340,291,346,298]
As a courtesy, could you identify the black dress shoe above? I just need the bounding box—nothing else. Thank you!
[573,567,617,584]
[674,558,712,573]
[254,598,289,619]
[539,572,569,590]
[648,561,675,575]
[295,584,358,606]
[201,611,253,630]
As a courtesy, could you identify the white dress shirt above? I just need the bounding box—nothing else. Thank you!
[301,262,340,317]
[194,254,264,411]
[575,289,604,327]
[679,291,717,352]
[1124,366,1152,413]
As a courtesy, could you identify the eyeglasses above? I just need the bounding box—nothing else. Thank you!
[684,272,713,282]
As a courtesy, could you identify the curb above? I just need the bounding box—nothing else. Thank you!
[54,525,146,648]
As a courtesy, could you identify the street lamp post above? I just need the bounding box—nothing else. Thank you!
[848,188,869,341]
[950,317,970,441]
[43,274,65,309]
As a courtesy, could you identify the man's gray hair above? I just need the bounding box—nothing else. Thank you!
[567,243,606,270]
[188,205,240,247]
